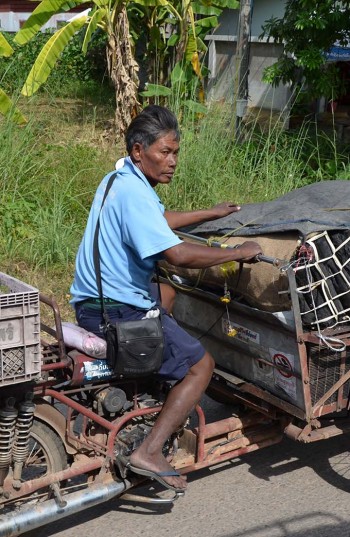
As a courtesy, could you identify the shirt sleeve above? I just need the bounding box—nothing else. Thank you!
[120,189,182,259]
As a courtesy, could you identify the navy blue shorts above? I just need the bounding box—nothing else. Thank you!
[74,294,205,381]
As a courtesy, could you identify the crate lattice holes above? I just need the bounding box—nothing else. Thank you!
[0,272,40,386]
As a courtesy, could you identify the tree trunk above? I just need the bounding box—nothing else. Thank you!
[107,7,141,142]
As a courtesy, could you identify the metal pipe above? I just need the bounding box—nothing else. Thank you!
[41,357,70,371]
[0,480,127,537]
[181,434,283,474]
[175,230,282,266]
[194,412,268,439]
[7,458,104,501]
[39,293,67,360]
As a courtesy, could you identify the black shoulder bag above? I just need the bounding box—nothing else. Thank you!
[93,173,164,379]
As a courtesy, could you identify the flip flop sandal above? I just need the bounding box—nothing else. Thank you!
[127,463,186,494]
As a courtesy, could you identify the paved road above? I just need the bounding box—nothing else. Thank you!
[29,397,350,537]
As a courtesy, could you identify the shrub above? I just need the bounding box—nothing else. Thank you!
[0,28,109,97]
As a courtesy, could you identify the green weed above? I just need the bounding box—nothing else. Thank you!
[0,94,349,312]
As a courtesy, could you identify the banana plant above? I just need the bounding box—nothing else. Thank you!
[13,0,144,139]
[12,0,238,135]
[0,32,27,124]
[130,0,239,102]
[132,0,239,104]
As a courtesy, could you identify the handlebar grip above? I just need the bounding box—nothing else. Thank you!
[255,254,282,267]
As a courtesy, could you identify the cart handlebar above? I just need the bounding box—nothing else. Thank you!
[255,254,282,267]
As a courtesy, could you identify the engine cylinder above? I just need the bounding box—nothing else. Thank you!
[94,387,127,415]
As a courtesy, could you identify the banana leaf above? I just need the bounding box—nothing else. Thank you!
[82,8,106,54]
[191,3,222,16]
[183,99,207,114]
[14,0,88,45]
[140,84,171,96]
[0,89,27,124]
[21,15,88,96]
[0,33,14,57]
[195,16,218,28]
[134,0,170,6]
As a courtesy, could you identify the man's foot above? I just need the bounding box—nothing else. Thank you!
[129,450,187,492]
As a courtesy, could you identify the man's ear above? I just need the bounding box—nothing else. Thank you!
[131,142,142,162]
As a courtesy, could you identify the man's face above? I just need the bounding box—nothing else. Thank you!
[132,131,180,187]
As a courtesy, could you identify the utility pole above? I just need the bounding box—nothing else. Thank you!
[234,0,253,140]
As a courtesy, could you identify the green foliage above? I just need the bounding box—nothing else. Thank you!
[22,16,88,96]
[261,0,350,100]
[140,59,208,111]
[158,105,350,211]
[0,33,27,123]
[0,99,114,270]
[0,30,108,96]
[0,95,349,294]
[129,0,236,103]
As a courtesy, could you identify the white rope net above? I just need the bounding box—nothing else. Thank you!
[294,230,350,342]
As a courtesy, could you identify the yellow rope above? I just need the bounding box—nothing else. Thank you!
[160,266,206,293]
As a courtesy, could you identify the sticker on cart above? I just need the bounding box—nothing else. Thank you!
[270,349,296,399]
[83,360,114,382]
[222,318,260,344]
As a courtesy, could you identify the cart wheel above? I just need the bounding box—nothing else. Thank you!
[4,419,68,511]
[23,419,68,481]
[11,419,69,537]
[327,449,350,487]
[312,434,350,493]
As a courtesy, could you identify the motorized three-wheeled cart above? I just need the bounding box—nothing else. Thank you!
[0,180,350,536]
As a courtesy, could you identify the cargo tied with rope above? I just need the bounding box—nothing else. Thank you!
[161,181,350,334]
[163,181,350,418]
[160,231,299,313]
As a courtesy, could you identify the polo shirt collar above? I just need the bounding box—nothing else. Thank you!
[124,156,155,192]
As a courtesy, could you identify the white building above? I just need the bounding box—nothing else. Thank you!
[0,1,86,32]
[206,0,290,114]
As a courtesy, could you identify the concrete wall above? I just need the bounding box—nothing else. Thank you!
[212,0,285,38]
[0,11,73,32]
[206,0,290,113]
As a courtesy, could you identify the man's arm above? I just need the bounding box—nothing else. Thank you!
[163,240,262,269]
[164,203,241,230]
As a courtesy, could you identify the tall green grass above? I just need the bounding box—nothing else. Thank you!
[0,97,349,281]
[159,103,350,210]
[0,100,115,273]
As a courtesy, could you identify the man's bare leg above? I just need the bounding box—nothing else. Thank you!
[129,351,215,490]
[159,282,176,313]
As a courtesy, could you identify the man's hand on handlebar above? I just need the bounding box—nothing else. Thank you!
[236,241,263,263]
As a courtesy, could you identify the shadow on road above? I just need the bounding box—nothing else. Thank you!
[26,431,350,537]
[23,397,350,537]
[222,512,349,537]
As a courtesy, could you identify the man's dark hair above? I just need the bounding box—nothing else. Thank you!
[125,105,180,154]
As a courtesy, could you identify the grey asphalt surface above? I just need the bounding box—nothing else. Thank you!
[27,396,350,537]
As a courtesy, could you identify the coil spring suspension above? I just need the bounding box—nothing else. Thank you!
[0,397,18,490]
[12,393,36,484]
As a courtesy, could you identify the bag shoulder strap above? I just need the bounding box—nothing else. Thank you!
[93,172,117,326]
[92,171,163,327]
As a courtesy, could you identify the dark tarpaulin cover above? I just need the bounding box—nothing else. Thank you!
[185,180,350,238]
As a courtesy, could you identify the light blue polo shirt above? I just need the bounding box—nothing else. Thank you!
[70,157,182,309]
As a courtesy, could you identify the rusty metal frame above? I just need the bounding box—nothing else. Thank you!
[287,265,350,421]
[12,276,347,503]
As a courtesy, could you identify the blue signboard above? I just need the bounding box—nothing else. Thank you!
[325,46,350,62]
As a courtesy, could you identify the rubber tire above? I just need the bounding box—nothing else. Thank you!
[21,420,68,537]
[29,419,68,474]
